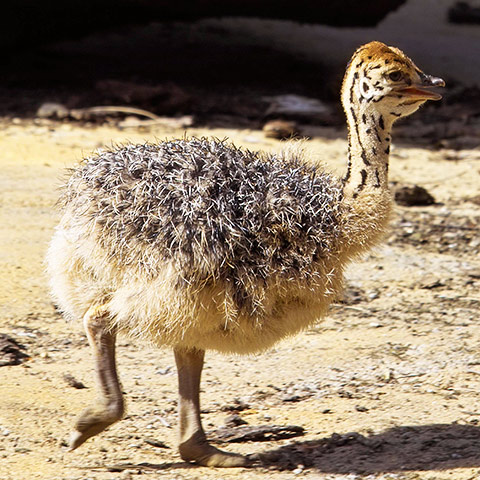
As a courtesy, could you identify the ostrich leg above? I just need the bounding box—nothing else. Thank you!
[69,305,124,450]
[174,347,248,467]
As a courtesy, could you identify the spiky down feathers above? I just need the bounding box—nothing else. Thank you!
[50,138,346,352]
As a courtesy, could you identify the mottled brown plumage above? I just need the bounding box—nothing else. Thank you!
[60,138,343,319]
[46,41,444,467]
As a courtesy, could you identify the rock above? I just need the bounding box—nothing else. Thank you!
[210,424,304,443]
[263,120,299,140]
[144,438,170,448]
[263,94,333,122]
[0,334,29,366]
[419,274,444,289]
[355,405,369,412]
[281,393,302,402]
[155,366,172,375]
[293,465,305,474]
[224,414,248,427]
[36,102,69,119]
[220,397,250,412]
[394,185,435,206]
[63,373,87,389]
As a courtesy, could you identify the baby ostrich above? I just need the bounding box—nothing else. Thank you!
[47,41,444,467]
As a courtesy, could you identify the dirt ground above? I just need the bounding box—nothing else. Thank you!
[0,111,479,480]
[1,16,480,479]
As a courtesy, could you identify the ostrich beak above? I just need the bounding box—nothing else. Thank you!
[398,74,445,101]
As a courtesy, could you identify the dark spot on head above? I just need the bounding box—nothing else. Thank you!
[374,169,381,187]
[385,145,390,154]
[362,82,370,93]
[372,146,377,155]
[385,59,390,64]
[390,111,402,117]
[362,114,367,124]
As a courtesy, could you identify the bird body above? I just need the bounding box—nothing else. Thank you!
[49,139,345,353]
[46,41,444,466]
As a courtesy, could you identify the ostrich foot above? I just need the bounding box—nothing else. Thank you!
[69,402,124,450]
[179,436,249,467]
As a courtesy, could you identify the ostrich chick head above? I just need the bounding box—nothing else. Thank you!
[341,41,445,124]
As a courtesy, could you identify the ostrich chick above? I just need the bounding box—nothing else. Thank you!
[47,42,444,467]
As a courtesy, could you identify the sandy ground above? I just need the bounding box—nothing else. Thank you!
[0,114,479,480]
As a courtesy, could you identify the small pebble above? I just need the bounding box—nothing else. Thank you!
[14,448,32,454]
[419,275,444,289]
[63,374,86,389]
[155,366,172,375]
[144,438,169,449]
[355,405,369,412]
[281,394,302,402]
[224,414,248,427]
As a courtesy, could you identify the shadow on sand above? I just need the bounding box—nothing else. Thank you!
[89,422,480,474]
[257,422,480,474]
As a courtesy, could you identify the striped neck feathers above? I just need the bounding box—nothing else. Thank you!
[342,88,393,199]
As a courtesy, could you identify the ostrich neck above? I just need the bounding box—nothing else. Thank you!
[342,105,393,198]
[339,103,394,258]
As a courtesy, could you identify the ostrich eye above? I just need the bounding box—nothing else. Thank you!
[388,71,403,82]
